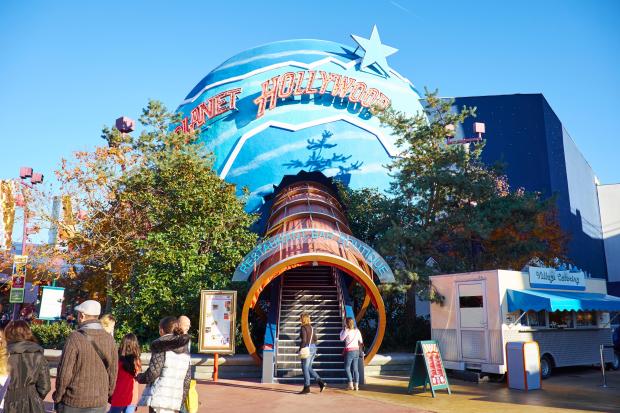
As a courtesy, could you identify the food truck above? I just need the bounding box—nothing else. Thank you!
[430,268,620,378]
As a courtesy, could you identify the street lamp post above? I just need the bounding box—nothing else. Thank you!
[12,166,44,320]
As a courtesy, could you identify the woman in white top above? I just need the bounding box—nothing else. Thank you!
[0,330,8,412]
[339,317,363,390]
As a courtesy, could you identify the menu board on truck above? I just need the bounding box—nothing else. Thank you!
[408,340,451,397]
[198,290,237,354]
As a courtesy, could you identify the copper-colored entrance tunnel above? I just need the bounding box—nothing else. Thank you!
[234,171,393,380]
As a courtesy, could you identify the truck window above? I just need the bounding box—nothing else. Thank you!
[524,310,546,327]
[575,311,596,327]
[549,311,574,328]
[459,295,483,308]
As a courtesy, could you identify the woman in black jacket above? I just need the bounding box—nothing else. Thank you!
[137,316,191,413]
[4,320,51,413]
[298,313,325,394]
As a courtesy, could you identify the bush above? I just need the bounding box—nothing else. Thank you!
[31,321,74,349]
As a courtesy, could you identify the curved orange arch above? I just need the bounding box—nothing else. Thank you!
[241,253,385,366]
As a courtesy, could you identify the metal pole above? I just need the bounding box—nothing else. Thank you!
[213,353,219,382]
[11,197,28,321]
[599,344,607,388]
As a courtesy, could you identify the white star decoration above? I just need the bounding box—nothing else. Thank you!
[351,25,398,77]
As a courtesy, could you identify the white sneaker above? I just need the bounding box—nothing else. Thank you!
[347,382,354,390]
[354,383,359,391]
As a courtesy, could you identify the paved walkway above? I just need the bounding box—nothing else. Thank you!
[44,367,619,412]
[349,368,620,413]
[45,378,427,413]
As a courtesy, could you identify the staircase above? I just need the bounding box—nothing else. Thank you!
[275,266,348,383]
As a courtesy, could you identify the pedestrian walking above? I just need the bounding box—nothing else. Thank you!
[4,320,50,413]
[137,316,191,413]
[100,314,116,337]
[0,330,11,411]
[109,334,141,413]
[53,300,118,413]
[339,317,363,391]
[298,313,326,394]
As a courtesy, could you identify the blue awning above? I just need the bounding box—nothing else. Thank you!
[507,289,620,312]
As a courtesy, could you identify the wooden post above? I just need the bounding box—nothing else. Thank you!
[213,353,219,382]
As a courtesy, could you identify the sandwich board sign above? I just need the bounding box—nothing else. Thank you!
[408,340,451,397]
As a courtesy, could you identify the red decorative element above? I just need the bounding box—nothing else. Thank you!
[115,116,135,133]
[19,167,33,179]
[30,172,44,184]
[253,70,391,118]
[179,87,243,133]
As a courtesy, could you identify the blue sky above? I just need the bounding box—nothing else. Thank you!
[1,0,619,188]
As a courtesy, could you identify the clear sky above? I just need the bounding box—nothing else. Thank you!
[1,0,619,189]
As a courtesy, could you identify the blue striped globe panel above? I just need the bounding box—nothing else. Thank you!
[177,39,425,211]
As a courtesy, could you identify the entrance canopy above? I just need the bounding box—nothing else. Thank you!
[507,289,620,312]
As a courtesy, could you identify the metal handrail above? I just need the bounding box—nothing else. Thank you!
[334,269,346,330]
[274,274,284,381]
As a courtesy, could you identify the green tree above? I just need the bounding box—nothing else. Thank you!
[343,89,566,327]
[109,101,257,339]
[36,100,257,341]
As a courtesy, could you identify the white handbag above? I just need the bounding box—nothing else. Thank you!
[299,327,313,359]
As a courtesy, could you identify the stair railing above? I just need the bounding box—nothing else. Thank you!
[274,275,284,381]
[334,269,347,329]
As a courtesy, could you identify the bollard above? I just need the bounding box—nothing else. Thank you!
[599,345,607,388]
[358,350,365,385]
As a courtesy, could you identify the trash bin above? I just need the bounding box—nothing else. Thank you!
[506,341,541,391]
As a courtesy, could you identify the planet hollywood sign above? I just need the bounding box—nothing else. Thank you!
[232,228,395,283]
[175,70,392,133]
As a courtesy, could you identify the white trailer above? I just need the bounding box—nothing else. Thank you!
[430,269,620,378]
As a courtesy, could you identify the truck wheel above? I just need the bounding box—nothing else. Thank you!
[608,352,620,371]
[540,355,553,379]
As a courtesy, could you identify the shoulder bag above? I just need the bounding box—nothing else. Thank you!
[78,330,109,369]
[299,327,313,359]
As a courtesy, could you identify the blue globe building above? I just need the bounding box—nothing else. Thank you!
[175,31,423,212]
[176,27,620,296]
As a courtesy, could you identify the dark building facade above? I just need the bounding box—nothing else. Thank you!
[453,94,607,279]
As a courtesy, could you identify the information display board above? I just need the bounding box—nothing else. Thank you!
[198,290,237,354]
[408,340,451,397]
[9,255,27,303]
[38,286,65,321]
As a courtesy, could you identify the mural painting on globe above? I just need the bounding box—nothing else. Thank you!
[175,26,426,212]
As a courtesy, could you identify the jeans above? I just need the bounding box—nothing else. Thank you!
[109,407,137,413]
[300,344,320,386]
[57,405,107,413]
[344,349,360,383]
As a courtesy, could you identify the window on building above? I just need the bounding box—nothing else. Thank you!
[548,311,574,328]
[575,311,597,327]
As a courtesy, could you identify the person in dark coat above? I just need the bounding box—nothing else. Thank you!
[4,320,51,413]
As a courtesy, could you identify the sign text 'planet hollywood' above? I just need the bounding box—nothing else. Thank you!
[175,70,391,133]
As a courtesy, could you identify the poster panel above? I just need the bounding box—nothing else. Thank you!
[198,290,237,354]
[408,340,451,397]
[9,255,27,304]
[38,286,65,321]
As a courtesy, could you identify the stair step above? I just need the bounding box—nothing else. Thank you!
[280,321,342,325]
[276,369,347,378]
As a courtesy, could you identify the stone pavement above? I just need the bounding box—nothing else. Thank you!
[44,367,619,413]
[350,368,620,413]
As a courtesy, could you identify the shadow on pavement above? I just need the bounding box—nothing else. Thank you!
[212,381,301,394]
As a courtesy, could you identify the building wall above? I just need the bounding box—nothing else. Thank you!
[453,94,607,279]
[598,184,620,295]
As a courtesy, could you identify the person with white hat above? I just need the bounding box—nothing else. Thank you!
[53,300,118,413]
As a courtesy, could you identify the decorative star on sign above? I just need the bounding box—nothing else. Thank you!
[351,25,398,77]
